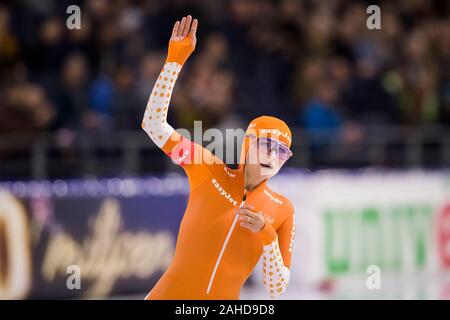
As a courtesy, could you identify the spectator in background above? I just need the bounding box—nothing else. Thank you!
[0,5,20,79]
[135,52,165,111]
[397,28,439,125]
[300,78,342,144]
[440,81,450,125]
[0,0,448,175]
[53,52,90,130]
[88,71,115,130]
[26,16,66,83]
[113,64,141,130]
[434,19,450,125]
[0,83,54,134]
[343,57,399,126]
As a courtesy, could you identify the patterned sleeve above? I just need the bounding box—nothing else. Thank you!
[258,207,295,298]
[141,62,182,148]
[141,61,221,190]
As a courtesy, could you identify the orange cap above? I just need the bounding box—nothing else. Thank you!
[245,116,292,148]
[239,116,292,166]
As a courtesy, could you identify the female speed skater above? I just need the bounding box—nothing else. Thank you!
[142,15,295,300]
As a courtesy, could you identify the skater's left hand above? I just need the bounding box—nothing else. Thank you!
[238,205,265,233]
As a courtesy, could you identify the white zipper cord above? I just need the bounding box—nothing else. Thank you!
[206,194,246,295]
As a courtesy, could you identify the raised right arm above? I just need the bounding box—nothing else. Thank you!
[141,15,198,148]
[141,16,218,189]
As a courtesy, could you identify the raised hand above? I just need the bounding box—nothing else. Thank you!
[166,15,198,65]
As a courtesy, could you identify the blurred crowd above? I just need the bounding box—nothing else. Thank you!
[0,0,449,145]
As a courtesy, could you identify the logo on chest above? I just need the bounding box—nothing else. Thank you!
[211,178,238,206]
[263,189,283,205]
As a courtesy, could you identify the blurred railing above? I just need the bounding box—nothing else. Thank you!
[0,126,449,180]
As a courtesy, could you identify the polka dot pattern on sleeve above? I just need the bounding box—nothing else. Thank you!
[141,62,182,148]
[262,237,291,299]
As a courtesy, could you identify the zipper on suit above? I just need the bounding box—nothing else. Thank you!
[206,192,247,295]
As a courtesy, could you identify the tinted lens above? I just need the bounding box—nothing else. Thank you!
[257,138,291,160]
[277,145,292,160]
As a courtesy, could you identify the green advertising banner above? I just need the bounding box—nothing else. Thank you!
[253,170,450,298]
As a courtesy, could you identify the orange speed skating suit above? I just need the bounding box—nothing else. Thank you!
[141,31,295,300]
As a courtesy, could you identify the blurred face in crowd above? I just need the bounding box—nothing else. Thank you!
[0,6,10,32]
[40,17,63,45]
[316,80,338,105]
[244,135,292,187]
[63,54,88,89]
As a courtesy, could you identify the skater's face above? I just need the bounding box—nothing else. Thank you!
[245,135,291,179]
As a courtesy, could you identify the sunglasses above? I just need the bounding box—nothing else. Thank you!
[248,136,293,161]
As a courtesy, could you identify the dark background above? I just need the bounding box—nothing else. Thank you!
[0,0,449,179]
